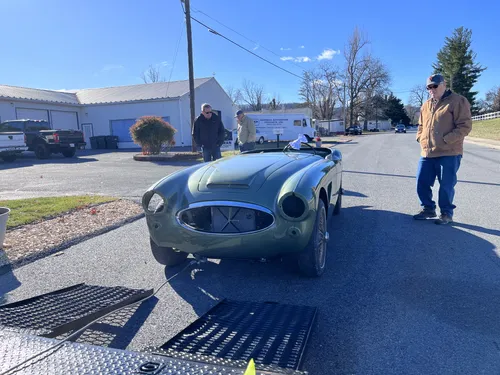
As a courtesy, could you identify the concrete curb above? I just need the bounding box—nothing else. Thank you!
[464,137,500,150]
[0,212,145,276]
[134,152,201,162]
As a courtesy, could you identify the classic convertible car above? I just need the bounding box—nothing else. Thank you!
[142,143,343,277]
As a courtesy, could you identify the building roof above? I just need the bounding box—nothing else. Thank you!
[0,77,213,106]
[0,85,81,105]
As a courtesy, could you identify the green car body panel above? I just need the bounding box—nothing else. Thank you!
[142,147,343,259]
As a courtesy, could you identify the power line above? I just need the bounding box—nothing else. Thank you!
[185,14,304,80]
[189,6,307,72]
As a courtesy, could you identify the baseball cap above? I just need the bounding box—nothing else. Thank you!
[234,110,243,117]
[426,74,445,87]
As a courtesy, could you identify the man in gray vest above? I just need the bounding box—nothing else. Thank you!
[235,110,256,152]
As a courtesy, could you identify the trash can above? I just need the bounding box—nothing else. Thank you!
[90,136,98,150]
[105,136,119,149]
[0,207,10,249]
[96,136,107,149]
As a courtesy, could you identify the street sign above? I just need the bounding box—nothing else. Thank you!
[273,128,284,135]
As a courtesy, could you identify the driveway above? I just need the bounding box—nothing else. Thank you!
[1,133,500,374]
[0,149,197,201]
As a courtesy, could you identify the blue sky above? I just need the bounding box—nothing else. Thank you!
[1,0,499,106]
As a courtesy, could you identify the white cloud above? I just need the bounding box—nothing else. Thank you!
[253,44,260,51]
[317,49,340,60]
[280,47,291,51]
[160,61,170,67]
[299,45,305,49]
[100,64,125,72]
[280,56,312,63]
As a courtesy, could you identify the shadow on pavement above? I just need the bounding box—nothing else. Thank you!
[345,170,500,188]
[0,263,22,306]
[165,205,499,374]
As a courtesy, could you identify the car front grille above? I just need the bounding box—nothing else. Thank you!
[177,202,274,234]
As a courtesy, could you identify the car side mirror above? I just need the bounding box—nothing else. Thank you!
[331,149,342,162]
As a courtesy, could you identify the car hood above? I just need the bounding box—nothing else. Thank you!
[192,153,314,193]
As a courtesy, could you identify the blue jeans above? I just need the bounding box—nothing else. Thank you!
[202,146,221,162]
[416,155,462,216]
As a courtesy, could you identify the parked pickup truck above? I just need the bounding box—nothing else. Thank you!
[0,131,28,162]
[0,119,86,159]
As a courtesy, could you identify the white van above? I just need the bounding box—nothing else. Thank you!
[246,113,315,142]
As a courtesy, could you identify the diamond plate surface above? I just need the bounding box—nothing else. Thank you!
[157,299,317,371]
[0,331,306,375]
[0,283,152,337]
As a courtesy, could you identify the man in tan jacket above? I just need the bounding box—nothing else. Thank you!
[235,110,256,152]
[414,74,472,224]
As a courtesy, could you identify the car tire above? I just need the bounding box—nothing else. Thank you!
[333,184,342,215]
[35,144,50,159]
[62,148,76,158]
[297,199,327,277]
[258,137,265,144]
[1,155,16,162]
[149,237,188,266]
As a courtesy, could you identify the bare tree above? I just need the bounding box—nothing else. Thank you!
[299,62,339,120]
[268,94,282,110]
[342,27,373,126]
[409,84,428,107]
[141,64,164,83]
[241,79,265,111]
[359,57,391,129]
[405,104,420,124]
[225,85,243,105]
[485,86,500,112]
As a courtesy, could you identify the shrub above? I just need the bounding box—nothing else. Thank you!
[130,116,177,154]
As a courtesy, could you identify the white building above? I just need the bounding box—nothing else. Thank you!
[0,77,236,149]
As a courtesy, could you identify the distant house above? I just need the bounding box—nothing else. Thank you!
[0,77,235,149]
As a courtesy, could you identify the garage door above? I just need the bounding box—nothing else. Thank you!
[110,116,170,142]
[16,108,49,122]
[51,110,79,130]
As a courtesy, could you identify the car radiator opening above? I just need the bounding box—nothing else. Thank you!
[178,204,274,234]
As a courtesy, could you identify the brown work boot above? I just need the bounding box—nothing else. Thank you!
[435,214,453,225]
[413,209,437,220]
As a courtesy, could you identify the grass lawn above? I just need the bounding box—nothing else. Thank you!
[0,195,118,229]
[469,118,500,141]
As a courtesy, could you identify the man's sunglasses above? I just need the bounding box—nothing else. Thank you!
[427,84,439,90]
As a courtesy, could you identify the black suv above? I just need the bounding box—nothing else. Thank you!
[0,119,86,159]
[344,125,362,135]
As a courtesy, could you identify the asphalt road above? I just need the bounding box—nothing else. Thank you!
[0,150,197,201]
[1,132,500,374]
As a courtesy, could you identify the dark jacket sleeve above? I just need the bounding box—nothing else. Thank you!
[217,119,226,147]
[193,117,201,146]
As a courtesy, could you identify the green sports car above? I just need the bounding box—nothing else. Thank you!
[142,143,343,277]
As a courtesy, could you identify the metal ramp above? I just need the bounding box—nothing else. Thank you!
[0,286,315,374]
[0,283,153,338]
[150,299,317,372]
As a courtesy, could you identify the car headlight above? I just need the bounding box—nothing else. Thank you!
[143,191,166,214]
[279,193,309,220]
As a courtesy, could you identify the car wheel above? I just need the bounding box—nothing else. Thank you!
[62,148,76,158]
[258,137,265,144]
[333,184,342,215]
[1,154,16,162]
[297,199,328,277]
[150,237,188,266]
[35,144,50,159]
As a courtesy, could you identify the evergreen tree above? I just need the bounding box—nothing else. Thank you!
[384,94,411,125]
[432,27,486,114]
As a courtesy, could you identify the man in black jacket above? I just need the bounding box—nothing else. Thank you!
[192,103,226,162]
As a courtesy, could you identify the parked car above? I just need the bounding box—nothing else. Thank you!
[142,143,344,277]
[395,124,407,133]
[344,125,362,135]
[0,119,86,159]
[0,128,28,162]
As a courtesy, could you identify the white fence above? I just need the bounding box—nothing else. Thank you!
[471,111,500,121]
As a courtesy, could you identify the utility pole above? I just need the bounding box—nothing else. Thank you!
[184,0,197,152]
